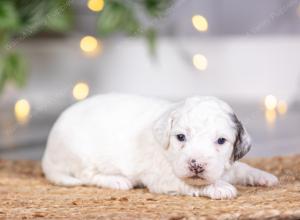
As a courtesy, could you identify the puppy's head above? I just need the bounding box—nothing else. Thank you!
[153,96,251,186]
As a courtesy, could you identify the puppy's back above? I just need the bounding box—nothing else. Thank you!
[42,93,171,183]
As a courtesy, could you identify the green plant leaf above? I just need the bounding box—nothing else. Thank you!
[0,2,19,32]
[43,0,74,33]
[97,1,140,36]
[12,0,48,34]
[0,0,75,94]
[143,0,173,17]
[0,31,9,47]
[0,53,27,92]
[96,0,174,54]
[145,28,156,55]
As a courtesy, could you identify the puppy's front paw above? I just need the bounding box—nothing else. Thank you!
[246,170,278,187]
[93,175,133,190]
[202,181,237,200]
[107,176,134,190]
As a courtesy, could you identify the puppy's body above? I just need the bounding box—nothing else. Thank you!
[42,94,278,199]
[43,94,173,188]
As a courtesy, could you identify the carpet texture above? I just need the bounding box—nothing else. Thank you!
[0,155,300,220]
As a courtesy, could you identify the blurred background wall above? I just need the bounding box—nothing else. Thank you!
[0,0,300,159]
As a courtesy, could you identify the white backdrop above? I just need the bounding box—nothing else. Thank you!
[2,36,299,106]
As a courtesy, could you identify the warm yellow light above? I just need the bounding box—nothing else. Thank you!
[73,82,89,100]
[264,95,277,110]
[15,99,31,124]
[87,0,104,12]
[277,100,288,115]
[80,36,99,53]
[192,15,208,32]
[265,109,276,125]
[193,54,208,71]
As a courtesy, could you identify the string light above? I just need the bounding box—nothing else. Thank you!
[80,36,101,56]
[14,99,31,124]
[193,54,208,71]
[277,100,288,115]
[265,109,276,126]
[192,15,208,32]
[264,95,277,111]
[87,0,105,12]
[73,82,89,100]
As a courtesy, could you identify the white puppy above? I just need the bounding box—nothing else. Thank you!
[42,94,278,199]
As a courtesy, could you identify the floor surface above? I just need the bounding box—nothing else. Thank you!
[0,155,299,219]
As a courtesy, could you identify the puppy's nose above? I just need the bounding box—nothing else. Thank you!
[188,159,206,174]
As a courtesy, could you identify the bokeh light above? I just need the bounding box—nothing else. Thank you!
[265,109,276,126]
[193,54,208,71]
[87,0,105,12]
[192,15,208,32]
[73,82,90,100]
[264,95,277,110]
[277,100,288,115]
[80,36,100,55]
[15,99,31,124]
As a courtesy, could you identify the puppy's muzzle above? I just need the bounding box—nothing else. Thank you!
[188,159,206,175]
[184,159,209,186]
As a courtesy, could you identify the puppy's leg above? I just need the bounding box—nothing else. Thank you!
[222,162,278,186]
[44,171,83,186]
[90,174,134,190]
[77,167,134,190]
[143,173,237,199]
[199,180,237,199]
[142,172,194,196]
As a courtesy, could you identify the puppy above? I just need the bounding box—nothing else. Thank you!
[42,94,278,199]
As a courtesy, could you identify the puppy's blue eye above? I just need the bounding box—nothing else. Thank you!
[176,134,186,142]
[217,137,226,145]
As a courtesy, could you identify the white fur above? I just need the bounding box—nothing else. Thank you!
[42,94,278,199]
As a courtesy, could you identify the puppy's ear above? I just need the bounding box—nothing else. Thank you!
[152,109,175,149]
[230,114,251,161]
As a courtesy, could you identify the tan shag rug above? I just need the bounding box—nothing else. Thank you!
[0,155,300,220]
